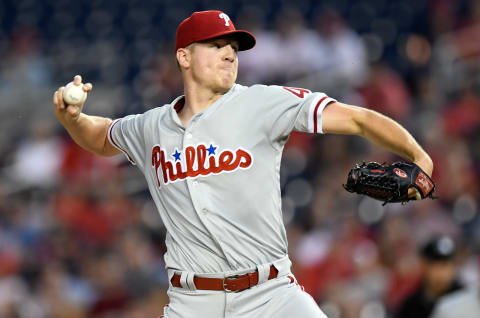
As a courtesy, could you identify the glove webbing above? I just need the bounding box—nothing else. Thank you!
[357,174,402,205]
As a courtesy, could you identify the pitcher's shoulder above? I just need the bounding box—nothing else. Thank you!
[241,84,300,95]
[233,83,281,97]
[122,103,171,127]
[143,103,172,117]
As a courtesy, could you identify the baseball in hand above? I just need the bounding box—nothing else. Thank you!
[63,82,87,105]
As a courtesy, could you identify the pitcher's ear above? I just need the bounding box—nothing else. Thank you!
[176,47,191,69]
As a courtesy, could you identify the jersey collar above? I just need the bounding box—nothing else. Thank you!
[168,84,238,130]
[174,97,185,113]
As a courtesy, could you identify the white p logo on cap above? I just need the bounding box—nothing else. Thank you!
[219,13,230,26]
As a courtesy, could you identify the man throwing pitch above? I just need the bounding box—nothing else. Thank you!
[53,10,433,318]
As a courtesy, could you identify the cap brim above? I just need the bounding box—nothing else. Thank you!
[199,30,256,51]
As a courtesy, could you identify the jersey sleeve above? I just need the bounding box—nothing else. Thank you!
[107,114,146,170]
[262,85,337,144]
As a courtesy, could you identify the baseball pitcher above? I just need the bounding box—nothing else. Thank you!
[53,10,434,318]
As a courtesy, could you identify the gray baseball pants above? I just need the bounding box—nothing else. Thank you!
[161,257,328,318]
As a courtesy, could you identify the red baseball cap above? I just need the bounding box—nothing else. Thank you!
[175,10,256,52]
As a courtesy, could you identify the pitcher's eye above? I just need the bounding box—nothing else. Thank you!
[210,42,221,48]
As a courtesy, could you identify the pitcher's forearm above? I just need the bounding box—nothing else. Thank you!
[62,114,113,156]
[323,103,433,176]
[360,110,433,176]
[53,76,121,157]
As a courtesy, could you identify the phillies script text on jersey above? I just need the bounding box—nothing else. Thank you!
[151,143,253,186]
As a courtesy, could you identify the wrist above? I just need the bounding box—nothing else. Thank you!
[414,154,433,177]
[62,112,83,127]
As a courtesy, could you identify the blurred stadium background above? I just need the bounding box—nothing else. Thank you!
[0,0,479,317]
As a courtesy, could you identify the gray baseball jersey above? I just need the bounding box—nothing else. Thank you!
[431,288,480,318]
[107,83,336,274]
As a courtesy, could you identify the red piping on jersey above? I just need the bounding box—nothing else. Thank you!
[313,96,328,133]
[288,275,295,283]
[174,98,185,113]
[109,120,135,164]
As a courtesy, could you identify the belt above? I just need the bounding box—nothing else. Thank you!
[171,265,278,292]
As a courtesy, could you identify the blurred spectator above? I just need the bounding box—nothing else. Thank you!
[311,8,368,92]
[382,214,423,310]
[0,25,52,92]
[359,63,412,121]
[429,137,478,203]
[442,86,480,139]
[87,255,130,317]
[8,121,62,188]
[427,0,458,37]
[270,7,324,82]
[236,7,284,84]
[394,235,464,318]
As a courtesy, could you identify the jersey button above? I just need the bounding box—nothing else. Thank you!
[202,208,208,215]
[186,133,192,139]
[192,180,198,185]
